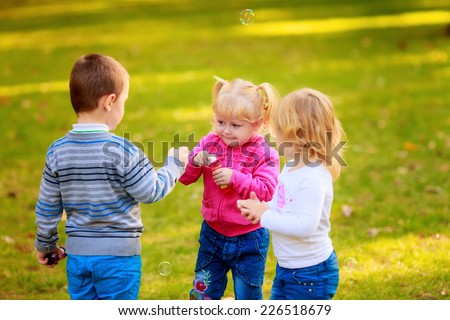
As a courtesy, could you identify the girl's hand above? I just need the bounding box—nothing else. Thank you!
[237,192,269,224]
[212,167,233,186]
[193,151,210,167]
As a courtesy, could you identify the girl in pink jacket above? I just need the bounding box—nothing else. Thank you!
[180,77,280,300]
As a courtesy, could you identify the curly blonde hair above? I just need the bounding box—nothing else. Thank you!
[271,88,345,180]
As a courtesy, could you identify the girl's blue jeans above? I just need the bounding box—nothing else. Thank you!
[270,251,339,300]
[66,255,142,300]
[191,221,270,300]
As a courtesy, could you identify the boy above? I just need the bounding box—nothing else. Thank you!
[34,53,189,299]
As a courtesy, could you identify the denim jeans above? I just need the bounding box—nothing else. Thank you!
[66,255,142,300]
[270,251,339,300]
[191,221,270,300]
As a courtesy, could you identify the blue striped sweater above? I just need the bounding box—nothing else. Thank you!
[35,127,185,256]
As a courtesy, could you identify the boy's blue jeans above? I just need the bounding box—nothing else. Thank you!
[270,251,339,300]
[66,255,142,300]
[191,221,270,300]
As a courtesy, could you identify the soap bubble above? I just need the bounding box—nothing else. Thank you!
[240,9,254,25]
[343,257,357,273]
[158,261,172,276]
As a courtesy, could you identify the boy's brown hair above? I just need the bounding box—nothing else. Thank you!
[69,54,129,113]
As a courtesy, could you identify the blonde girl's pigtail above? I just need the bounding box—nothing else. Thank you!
[211,76,228,102]
[257,82,280,130]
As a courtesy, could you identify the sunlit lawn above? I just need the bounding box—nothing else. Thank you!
[0,0,449,300]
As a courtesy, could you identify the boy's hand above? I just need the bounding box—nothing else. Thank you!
[36,246,67,268]
[169,147,190,167]
[193,151,210,167]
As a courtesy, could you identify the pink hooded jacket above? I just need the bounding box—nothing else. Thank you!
[179,133,280,236]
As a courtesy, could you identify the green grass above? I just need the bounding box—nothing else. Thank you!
[0,0,449,300]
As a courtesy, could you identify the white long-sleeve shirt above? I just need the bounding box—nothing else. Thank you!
[261,162,334,268]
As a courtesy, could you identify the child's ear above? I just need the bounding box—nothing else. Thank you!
[253,118,263,129]
[103,93,116,112]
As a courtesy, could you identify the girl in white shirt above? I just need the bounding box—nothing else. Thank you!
[237,88,345,300]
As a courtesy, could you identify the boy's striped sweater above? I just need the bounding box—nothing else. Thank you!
[35,127,184,256]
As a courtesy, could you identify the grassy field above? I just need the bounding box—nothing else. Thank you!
[0,0,449,300]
